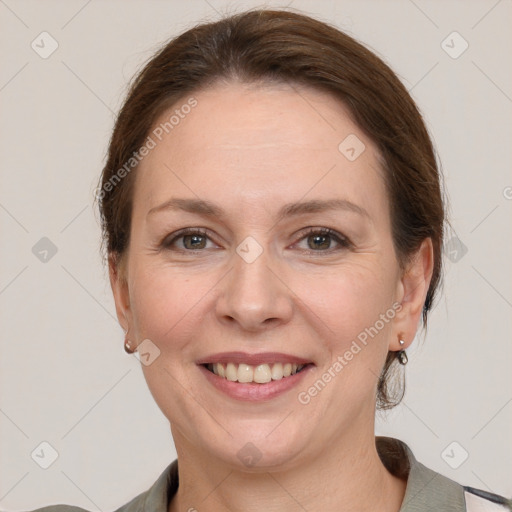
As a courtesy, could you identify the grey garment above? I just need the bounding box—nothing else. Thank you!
[18,437,511,512]
[382,437,467,511]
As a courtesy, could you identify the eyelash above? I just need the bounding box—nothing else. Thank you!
[161,227,351,254]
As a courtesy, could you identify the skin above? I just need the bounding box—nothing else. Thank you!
[110,81,434,511]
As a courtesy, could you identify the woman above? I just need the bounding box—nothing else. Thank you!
[24,8,510,512]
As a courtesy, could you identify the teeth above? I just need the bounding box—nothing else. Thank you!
[208,362,306,383]
[271,362,283,380]
[226,362,238,382]
[237,364,253,383]
[254,364,272,383]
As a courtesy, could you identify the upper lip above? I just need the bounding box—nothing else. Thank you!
[196,351,313,366]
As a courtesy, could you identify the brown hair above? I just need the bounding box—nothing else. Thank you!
[96,8,444,409]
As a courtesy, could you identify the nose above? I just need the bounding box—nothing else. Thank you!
[215,243,294,332]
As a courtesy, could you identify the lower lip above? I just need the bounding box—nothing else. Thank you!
[198,364,314,401]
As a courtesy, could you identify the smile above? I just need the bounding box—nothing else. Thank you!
[204,362,306,383]
[196,351,314,400]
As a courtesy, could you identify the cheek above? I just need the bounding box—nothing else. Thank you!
[128,265,214,424]
[128,263,212,351]
[289,263,398,432]
[301,260,397,351]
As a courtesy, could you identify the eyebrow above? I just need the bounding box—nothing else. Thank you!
[147,197,370,220]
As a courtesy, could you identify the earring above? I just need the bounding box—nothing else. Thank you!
[397,338,407,365]
[397,350,408,365]
[124,337,136,354]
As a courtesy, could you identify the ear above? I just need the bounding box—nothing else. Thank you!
[108,252,132,335]
[391,238,434,351]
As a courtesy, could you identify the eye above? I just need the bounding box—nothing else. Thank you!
[294,227,351,253]
[161,228,218,251]
[161,227,351,254]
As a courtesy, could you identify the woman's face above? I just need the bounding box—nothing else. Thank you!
[111,81,428,470]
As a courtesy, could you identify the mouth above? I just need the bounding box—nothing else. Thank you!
[202,361,311,383]
[196,352,315,401]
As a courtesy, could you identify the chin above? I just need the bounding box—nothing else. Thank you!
[202,422,311,472]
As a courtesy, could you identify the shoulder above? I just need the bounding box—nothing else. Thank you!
[9,460,179,512]
[376,437,512,512]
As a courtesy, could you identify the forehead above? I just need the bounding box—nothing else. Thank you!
[133,81,387,221]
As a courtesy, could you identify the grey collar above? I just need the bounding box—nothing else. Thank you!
[117,436,468,511]
[377,437,466,511]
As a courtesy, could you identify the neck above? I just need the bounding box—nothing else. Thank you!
[168,427,406,512]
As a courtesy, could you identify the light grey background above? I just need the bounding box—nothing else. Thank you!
[1,0,511,510]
